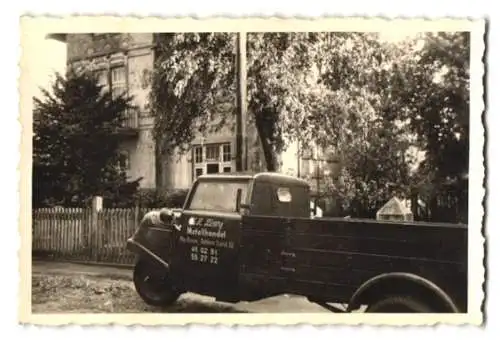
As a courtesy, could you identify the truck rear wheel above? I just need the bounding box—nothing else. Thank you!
[366,296,434,313]
[133,258,182,307]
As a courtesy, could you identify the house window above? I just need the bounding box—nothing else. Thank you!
[192,143,232,180]
[111,66,127,99]
[205,144,220,162]
[93,66,127,98]
[194,146,203,164]
[117,151,130,173]
[95,69,108,89]
[206,163,220,174]
[222,143,231,162]
[94,69,109,96]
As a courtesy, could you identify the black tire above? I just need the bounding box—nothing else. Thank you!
[133,258,182,307]
[366,296,434,313]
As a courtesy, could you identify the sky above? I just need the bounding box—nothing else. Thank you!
[30,32,67,100]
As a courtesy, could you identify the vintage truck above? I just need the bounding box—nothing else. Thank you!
[126,172,468,313]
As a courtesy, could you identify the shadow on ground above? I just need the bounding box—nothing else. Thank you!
[31,263,342,313]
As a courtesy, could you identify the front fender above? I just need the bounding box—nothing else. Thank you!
[126,237,170,270]
[126,209,179,269]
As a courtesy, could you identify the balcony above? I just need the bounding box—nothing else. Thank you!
[115,108,140,138]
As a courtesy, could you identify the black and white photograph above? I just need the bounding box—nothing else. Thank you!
[19,17,485,325]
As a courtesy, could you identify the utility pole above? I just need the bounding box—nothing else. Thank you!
[314,145,320,210]
[235,32,247,172]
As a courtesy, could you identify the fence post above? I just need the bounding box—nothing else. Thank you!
[91,196,103,261]
[134,202,140,228]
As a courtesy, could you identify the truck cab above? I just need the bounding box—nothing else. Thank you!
[127,172,311,305]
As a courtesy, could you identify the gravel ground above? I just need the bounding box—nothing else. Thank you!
[31,274,247,313]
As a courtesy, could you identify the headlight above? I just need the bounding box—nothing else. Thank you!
[159,208,174,223]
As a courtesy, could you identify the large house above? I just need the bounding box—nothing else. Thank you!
[48,33,340,195]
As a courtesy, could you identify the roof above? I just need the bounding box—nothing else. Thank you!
[46,34,68,42]
[254,172,310,187]
[196,172,255,182]
[196,172,310,187]
[376,196,413,216]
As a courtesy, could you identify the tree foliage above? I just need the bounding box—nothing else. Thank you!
[33,69,140,208]
[151,33,236,158]
[308,32,469,217]
[395,32,470,191]
[305,33,416,216]
[246,33,322,170]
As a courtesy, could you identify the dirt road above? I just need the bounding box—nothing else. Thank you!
[31,261,338,313]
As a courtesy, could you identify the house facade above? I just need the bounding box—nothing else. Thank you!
[48,33,341,196]
[49,33,158,189]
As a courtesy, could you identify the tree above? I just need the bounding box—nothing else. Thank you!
[246,32,323,170]
[310,32,469,218]
[306,33,416,217]
[396,32,470,189]
[33,69,141,208]
[379,32,470,222]
[151,33,236,160]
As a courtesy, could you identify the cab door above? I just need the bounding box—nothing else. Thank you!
[169,180,249,301]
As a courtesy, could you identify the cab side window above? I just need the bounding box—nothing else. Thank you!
[276,187,292,203]
[271,186,293,216]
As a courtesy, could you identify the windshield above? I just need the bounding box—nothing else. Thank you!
[187,180,249,212]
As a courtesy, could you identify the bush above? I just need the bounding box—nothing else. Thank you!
[163,189,190,208]
[51,188,190,209]
[135,188,189,208]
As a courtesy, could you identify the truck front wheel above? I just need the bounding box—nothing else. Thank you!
[366,296,434,313]
[133,258,182,307]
